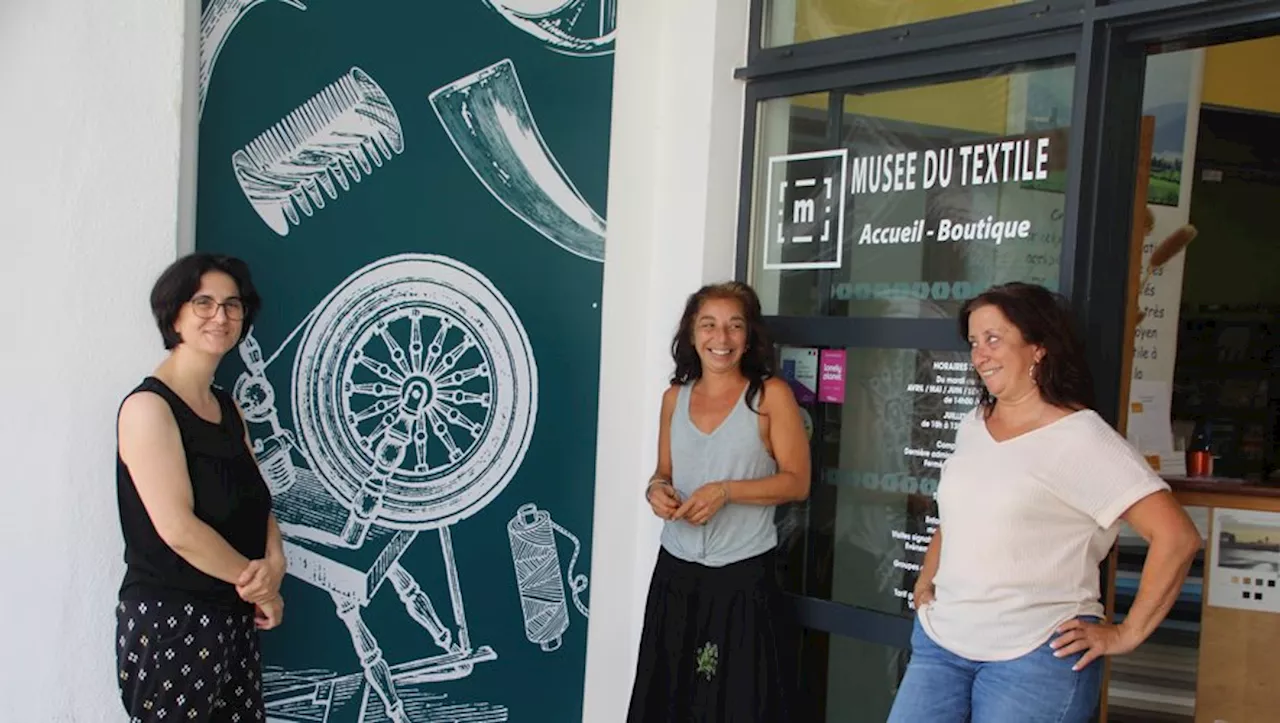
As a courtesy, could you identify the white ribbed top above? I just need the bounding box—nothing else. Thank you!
[918,408,1169,661]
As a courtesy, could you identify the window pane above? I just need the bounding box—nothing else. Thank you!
[764,0,1033,48]
[777,345,980,615]
[798,629,910,722]
[748,64,1074,318]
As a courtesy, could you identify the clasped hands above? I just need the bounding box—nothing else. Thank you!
[237,555,286,630]
[647,479,729,526]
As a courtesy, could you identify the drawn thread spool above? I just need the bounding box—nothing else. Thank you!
[232,67,404,236]
[508,504,569,651]
[508,503,589,651]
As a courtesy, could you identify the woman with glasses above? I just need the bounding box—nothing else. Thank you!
[114,253,285,723]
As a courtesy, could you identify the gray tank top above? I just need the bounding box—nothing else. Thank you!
[660,381,779,567]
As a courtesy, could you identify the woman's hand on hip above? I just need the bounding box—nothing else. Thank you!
[674,482,729,526]
[1050,619,1140,670]
[912,582,935,609]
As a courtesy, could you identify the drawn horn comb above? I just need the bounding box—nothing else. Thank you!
[232,67,405,236]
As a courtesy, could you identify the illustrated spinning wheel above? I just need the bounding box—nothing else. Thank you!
[486,0,617,56]
[292,253,537,530]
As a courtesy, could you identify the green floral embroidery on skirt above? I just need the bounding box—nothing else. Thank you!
[695,642,719,681]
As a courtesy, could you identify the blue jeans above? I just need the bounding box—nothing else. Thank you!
[886,617,1103,723]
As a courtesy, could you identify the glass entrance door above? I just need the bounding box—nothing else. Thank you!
[1107,26,1280,723]
[742,63,1079,721]
[735,2,1280,720]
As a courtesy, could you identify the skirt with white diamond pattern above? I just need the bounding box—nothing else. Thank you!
[627,547,806,723]
[115,598,264,723]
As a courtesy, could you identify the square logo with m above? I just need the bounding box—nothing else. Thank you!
[761,149,847,271]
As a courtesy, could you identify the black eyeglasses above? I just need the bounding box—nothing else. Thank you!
[190,295,246,321]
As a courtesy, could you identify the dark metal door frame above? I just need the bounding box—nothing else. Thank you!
[735,0,1280,653]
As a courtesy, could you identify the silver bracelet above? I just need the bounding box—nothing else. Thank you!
[645,477,671,500]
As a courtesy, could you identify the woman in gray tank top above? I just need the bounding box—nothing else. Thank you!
[626,281,811,723]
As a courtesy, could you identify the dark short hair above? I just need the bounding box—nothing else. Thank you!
[150,253,261,350]
[959,282,1094,414]
[670,281,775,412]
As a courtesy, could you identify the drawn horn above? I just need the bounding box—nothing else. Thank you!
[199,0,308,120]
[430,59,607,263]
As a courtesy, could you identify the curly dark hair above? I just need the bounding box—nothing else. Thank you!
[670,281,775,412]
[959,281,1094,415]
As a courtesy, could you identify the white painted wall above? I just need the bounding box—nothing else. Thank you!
[0,0,744,718]
[0,1,193,720]
[581,0,749,720]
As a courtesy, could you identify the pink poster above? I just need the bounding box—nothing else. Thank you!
[818,349,846,404]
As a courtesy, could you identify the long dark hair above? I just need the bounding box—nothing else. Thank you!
[959,282,1094,415]
[670,281,775,411]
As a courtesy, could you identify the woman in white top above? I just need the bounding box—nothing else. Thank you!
[886,282,1202,723]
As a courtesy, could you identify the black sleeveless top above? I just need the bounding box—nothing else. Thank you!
[116,377,272,611]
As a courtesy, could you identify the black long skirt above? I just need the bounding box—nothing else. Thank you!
[627,547,805,723]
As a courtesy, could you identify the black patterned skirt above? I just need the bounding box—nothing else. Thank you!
[627,547,805,723]
[115,598,264,722]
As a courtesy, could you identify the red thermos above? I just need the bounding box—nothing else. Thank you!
[1187,419,1212,477]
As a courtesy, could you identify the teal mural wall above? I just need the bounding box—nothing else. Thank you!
[194,1,614,720]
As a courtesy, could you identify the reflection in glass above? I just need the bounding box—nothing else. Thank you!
[798,629,911,722]
[749,65,1075,318]
[776,346,979,618]
[764,0,1032,48]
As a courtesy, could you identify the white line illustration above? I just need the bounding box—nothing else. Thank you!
[430,59,607,263]
[506,503,590,652]
[234,254,536,722]
[481,0,617,56]
[291,254,537,541]
[200,0,307,120]
[233,67,405,237]
[236,331,300,496]
[262,666,510,722]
